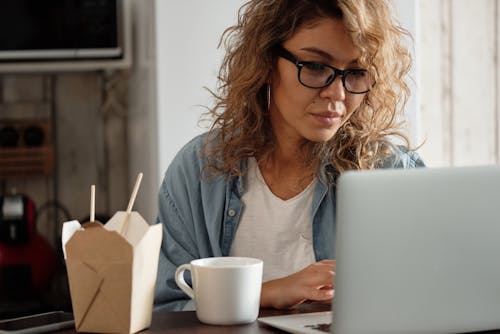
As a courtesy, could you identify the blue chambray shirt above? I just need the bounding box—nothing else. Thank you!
[154,133,425,311]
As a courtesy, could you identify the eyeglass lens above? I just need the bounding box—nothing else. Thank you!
[299,62,373,93]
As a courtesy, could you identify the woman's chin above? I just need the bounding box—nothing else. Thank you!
[304,127,339,143]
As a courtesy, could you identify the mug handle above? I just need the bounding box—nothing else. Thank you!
[175,264,194,299]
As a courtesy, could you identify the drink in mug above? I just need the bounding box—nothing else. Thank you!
[175,257,263,325]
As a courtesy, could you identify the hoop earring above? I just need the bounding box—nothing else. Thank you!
[267,84,271,111]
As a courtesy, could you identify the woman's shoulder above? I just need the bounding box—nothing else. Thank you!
[174,132,208,162]
[378,144,425,169]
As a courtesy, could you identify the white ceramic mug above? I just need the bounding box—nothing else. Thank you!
[175,256,263,325]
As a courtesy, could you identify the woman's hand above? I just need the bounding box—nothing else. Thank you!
[260,260,335,309]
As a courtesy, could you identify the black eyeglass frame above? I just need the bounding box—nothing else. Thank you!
[277,47,373,94]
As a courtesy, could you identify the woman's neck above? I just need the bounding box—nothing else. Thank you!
[257,140,315,200]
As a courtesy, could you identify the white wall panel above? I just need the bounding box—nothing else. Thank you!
[451,0,496,166]
[418,0,450,166]
[419,0,500,167]
[155,0,245,182]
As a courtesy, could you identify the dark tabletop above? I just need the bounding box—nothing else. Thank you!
[54,302,500,334]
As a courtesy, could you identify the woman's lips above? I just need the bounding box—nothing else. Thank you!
[311,101,346,126]
[311,112,343,126]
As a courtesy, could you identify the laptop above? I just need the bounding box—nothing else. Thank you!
[258,165,500,334]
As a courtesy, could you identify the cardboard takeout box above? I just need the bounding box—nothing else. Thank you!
[64,211,162,333]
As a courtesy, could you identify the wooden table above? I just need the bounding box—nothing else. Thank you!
[53,302,329,334]
[142,302,331,334]
[55,302,500,334]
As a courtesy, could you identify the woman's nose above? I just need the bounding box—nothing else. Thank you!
[319,76,346,101]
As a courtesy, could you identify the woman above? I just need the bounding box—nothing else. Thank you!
[154,0,424,311]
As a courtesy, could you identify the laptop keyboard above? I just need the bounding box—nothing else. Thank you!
[305,322,331,332]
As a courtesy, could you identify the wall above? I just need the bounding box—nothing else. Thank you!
[154,0,246,183]
[394,0,420,144]
[419,0,500,167]
[128,0,158,223]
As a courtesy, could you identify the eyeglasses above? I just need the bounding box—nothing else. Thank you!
[278,47,374,94]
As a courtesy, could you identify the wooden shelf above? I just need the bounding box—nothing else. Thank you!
[0,120,54,178]
[0,146,54,178]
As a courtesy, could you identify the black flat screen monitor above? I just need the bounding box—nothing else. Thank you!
[0,0,122,61]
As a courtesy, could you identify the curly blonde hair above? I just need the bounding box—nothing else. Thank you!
[202,0,412,181]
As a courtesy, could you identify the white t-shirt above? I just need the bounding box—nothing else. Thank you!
[229,157,316,282]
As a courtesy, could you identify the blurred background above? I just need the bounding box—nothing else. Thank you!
[0,0,498,319]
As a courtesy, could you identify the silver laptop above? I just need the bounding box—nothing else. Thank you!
[258,165,500,334]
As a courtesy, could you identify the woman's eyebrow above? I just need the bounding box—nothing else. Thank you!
[299,47,360,66]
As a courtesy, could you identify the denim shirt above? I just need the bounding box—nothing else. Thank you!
[153,133,425,311]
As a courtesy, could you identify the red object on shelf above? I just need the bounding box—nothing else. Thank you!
[0,195,57,295]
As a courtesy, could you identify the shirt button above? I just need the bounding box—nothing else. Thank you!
[228,209,236,217]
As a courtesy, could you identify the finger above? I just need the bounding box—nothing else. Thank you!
[320,285,333,290]
[301,270,335,287]
[310,262,335,272]
[299,261,333,274]
[305,287,334,301]
[309,263,335,276]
